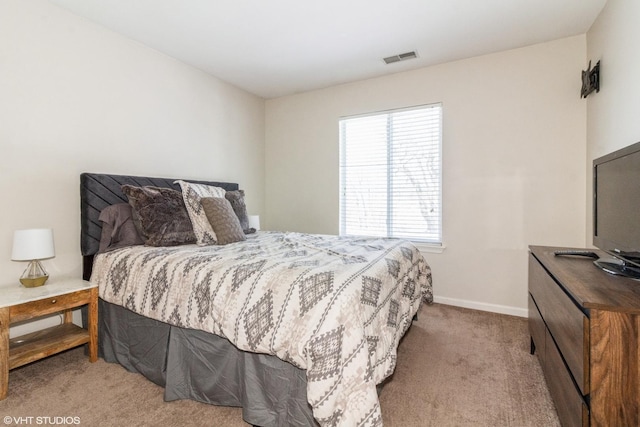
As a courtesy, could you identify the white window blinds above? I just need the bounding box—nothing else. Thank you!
[339,103,442,243]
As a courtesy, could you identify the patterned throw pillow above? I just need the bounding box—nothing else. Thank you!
[201,197,246,245]
[121,185,196,247]
[175,180,226,245]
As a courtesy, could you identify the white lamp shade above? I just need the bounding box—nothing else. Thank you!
[12,228,55,261]
[248,215,261,231]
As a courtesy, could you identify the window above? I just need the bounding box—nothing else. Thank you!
[339,103,442,244]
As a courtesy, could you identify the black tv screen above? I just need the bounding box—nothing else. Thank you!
[593,141,640,276]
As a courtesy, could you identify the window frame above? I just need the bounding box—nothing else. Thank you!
[339,103,443,248]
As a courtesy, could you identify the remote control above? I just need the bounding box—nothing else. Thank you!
[553,250,599,259]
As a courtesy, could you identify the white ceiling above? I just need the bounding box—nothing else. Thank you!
[49,0,607,99]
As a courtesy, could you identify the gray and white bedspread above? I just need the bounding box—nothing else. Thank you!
[91,231,433,426]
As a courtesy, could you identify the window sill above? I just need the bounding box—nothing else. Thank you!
[412,242,446,254]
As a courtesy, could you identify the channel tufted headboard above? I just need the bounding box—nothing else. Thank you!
[80,172,239,279]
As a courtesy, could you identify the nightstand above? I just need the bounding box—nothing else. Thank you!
[0,278,98,400]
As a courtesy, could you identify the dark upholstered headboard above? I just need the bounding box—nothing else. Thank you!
[80,173,239,279]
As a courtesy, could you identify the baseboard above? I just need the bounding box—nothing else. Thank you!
[433,296,528,318]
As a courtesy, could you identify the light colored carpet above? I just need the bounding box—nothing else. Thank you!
[1,303,559,426]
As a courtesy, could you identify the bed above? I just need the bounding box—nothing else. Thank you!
[80,172,433,427]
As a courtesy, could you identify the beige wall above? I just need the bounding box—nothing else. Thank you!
[266,36,587,315]
[1,0,598,323]
[586,0,640,239]
[587,0,640,157]
[0,0,265,330]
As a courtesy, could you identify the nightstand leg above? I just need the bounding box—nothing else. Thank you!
[0,307,9,400]
[63,309,73,324]
[88,288,98,362]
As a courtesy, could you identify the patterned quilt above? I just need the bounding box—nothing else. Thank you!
[92,231,433,426]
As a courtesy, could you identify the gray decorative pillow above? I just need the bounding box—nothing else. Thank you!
[121,185,196,247]
[201,197,246,245]
[176,180,226,245]
[225,190,256,234]
[98,203,144,253]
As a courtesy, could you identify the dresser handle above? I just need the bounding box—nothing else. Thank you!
[51,299,57,304]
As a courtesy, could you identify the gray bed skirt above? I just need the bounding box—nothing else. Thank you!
[98,299,317,427]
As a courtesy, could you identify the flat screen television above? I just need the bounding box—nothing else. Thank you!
[593,141,640,279]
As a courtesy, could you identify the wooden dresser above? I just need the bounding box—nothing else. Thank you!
[528,246,640,427]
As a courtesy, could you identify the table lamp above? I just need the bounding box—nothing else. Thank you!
[11,228,55,287]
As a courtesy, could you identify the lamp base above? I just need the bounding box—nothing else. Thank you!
[20,275,49,288]
[19,260,50,287]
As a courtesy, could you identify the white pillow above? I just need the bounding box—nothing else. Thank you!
[175,180,226,245]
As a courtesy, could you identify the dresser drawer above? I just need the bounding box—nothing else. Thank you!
[529,254,589,395]
[544,328,589,427]
[528,293,545,367]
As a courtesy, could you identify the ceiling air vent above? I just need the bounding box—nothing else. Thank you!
[383,51,418,65]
